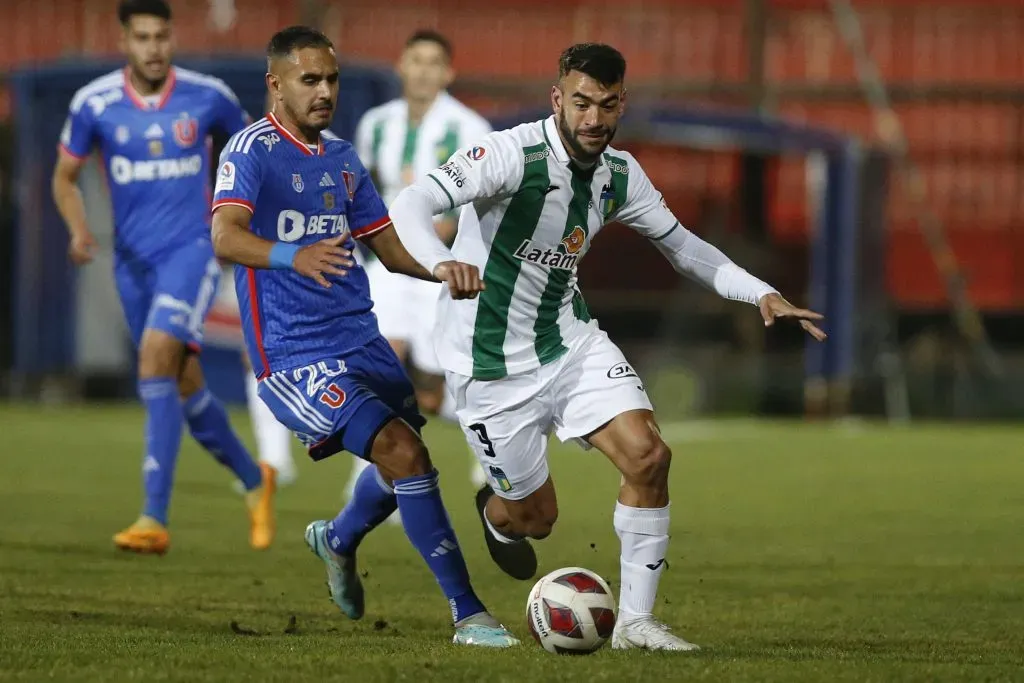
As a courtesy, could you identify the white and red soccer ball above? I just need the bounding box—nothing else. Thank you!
[525,567,616,654]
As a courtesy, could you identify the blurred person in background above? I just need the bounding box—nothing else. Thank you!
[345,30,493,515]
[50,0,276,554]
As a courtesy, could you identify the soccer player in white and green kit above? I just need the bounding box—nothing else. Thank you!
[347,30,493,509]
[389,43,827,651]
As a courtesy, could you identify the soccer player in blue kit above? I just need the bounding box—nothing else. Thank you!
[210,26,517,647]
[51,0,275,555]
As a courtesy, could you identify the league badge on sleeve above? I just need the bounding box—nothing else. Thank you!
[215,161,236,193]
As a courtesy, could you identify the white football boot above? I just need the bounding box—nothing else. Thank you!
[612,616,701,651]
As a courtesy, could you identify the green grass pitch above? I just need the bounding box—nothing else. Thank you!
[1,405,1022,681]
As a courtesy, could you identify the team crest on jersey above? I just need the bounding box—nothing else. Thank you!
[323,191,335,210]
[115,126,131,145]
[341,170,356,200]
[172,113,198,148]
[292,174,305,193]
[561,226,586,255]
[599,183,618,218]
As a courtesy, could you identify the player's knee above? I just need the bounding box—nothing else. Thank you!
[620,437,672,488]
[138,331,185,379]
[371,421,433,480]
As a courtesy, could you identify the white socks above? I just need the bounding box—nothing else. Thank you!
[614,501,671,620]
[245,372,296,481]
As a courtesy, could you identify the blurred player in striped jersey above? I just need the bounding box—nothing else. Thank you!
[345,31,492,511]
[50,0,275,554]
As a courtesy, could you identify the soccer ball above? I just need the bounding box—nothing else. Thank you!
[525,567,617,654]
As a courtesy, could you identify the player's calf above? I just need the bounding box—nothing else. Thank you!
[590,410,672,509]
[177,355,274,549]
[485,479,559,541]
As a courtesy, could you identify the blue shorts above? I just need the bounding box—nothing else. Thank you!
[115,238,221,351]
[257,336,426,461]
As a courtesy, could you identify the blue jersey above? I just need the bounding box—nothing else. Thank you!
[60,67,250,263]
[212,114,392,379]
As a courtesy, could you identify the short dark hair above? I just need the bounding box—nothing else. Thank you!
[405,29,453,61]
[558,43,626,87]
[118,0,171,25]
[266,25,334,62]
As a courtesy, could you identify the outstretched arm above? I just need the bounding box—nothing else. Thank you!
[386,185,459,276]
[612,154,826,340]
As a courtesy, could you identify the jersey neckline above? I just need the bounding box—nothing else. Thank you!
[267,113,325,156]
[123,66,177,111]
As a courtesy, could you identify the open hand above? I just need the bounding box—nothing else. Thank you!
[434,261,485,300]
[69,231,98,265]
[294,235,354,288]
[759,292,827,342]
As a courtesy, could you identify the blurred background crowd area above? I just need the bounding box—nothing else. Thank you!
[0,0,1021,419]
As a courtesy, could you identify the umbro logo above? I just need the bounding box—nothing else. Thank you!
[319,172,335,188]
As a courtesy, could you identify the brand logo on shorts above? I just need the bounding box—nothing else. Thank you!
[607,361,638,380]
[489,466,513,492]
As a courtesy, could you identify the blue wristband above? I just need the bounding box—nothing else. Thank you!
[268,242,300,269]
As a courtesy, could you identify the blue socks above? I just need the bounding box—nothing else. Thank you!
[183,386,262,491]
[326,463,399,554]
[393,470,486,623]
[139,377,184,525]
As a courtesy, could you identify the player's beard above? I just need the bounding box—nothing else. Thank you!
[128,59,169,92]
[558,109,616,165]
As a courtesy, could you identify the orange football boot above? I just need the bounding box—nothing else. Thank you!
[113,517,170,555]
[247,462,277,550]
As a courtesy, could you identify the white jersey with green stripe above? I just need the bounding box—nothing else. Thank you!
[424,116,680,381]
[355,92,492,207]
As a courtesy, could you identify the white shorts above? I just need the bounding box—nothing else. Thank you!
[365,257,444,375]
[446,328,653,501]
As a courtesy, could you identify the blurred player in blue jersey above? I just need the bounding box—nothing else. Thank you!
[210,26,517,647]
[50,0,275,555]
